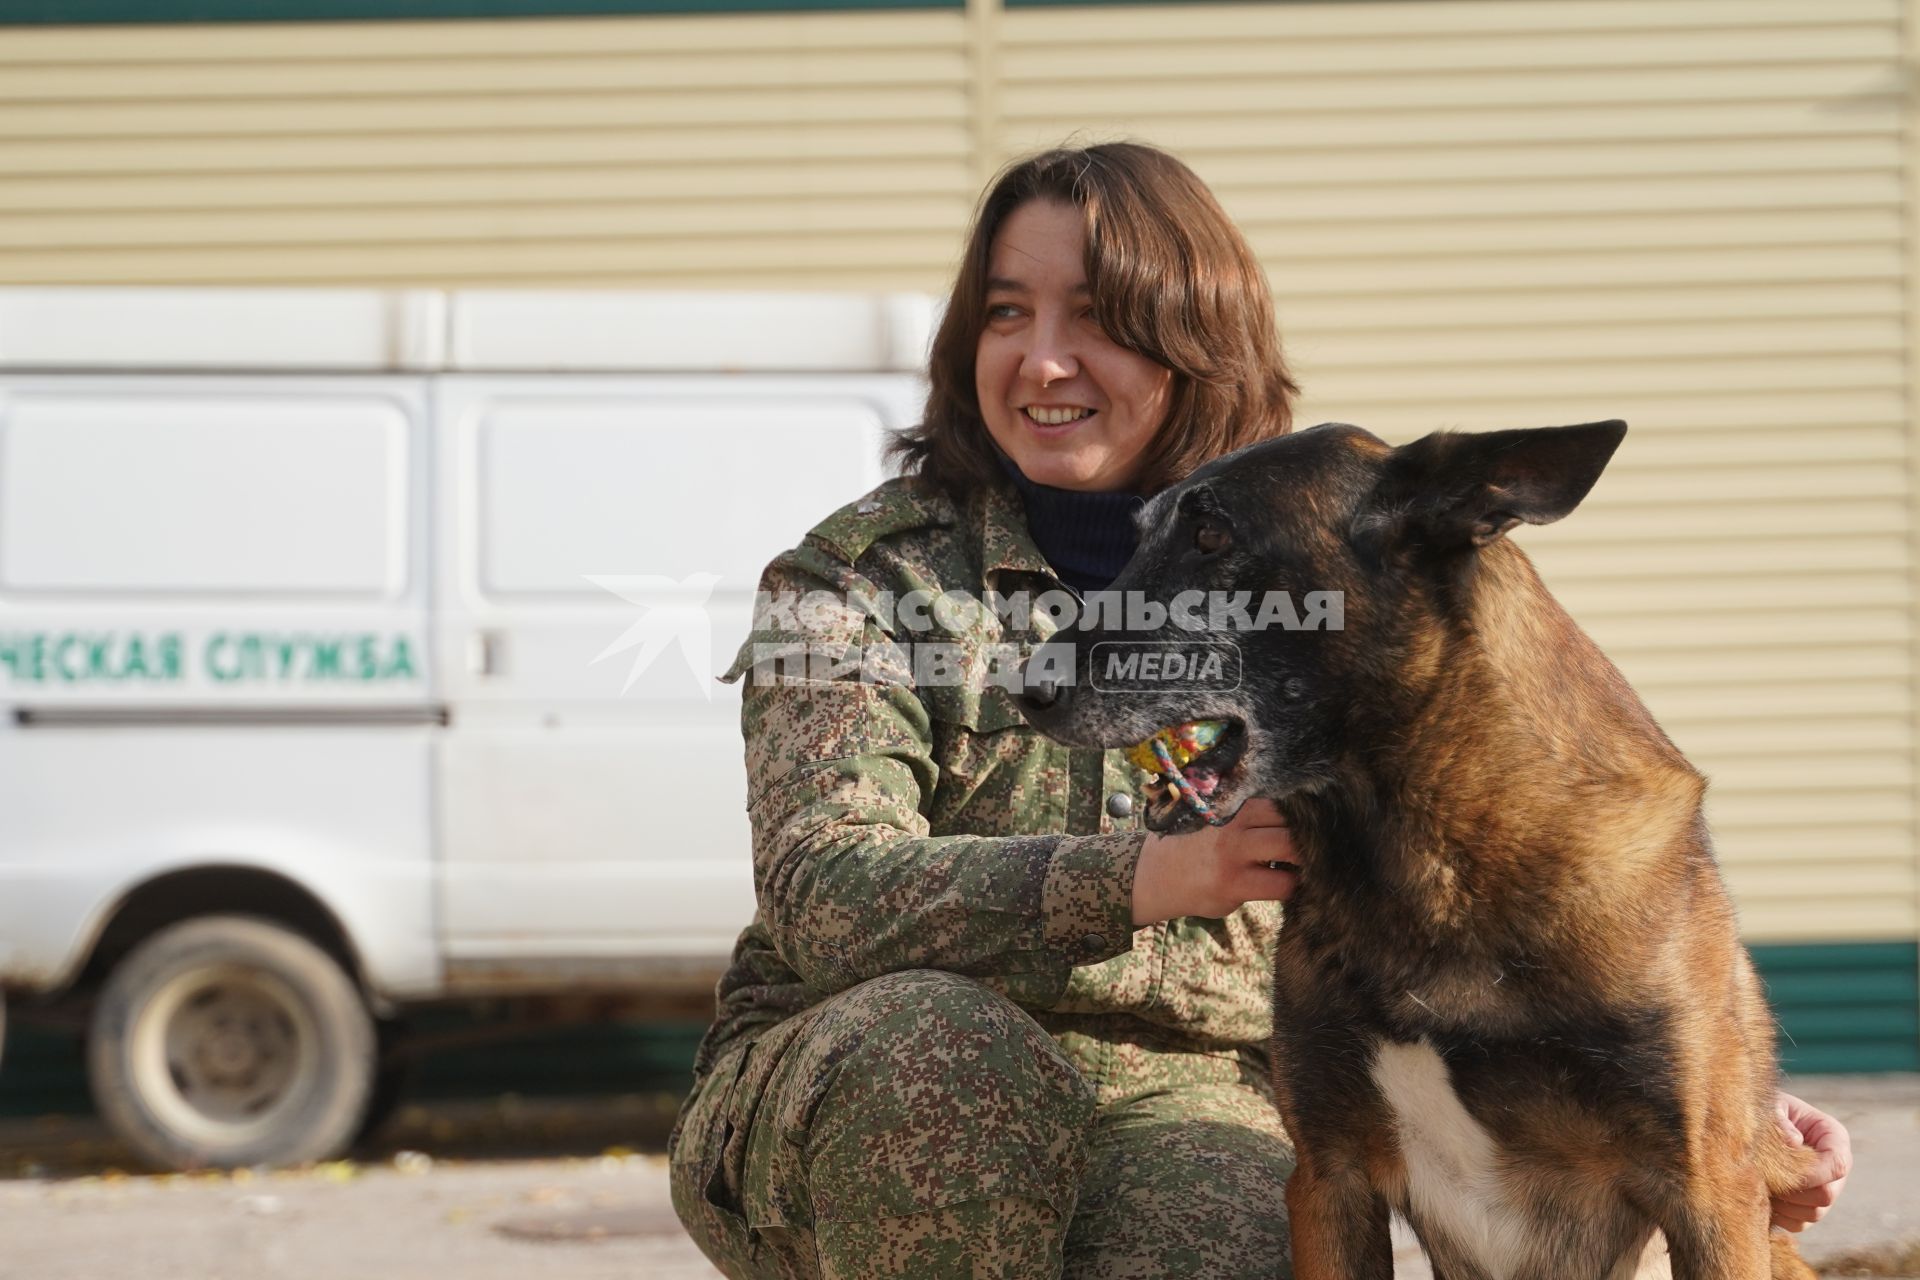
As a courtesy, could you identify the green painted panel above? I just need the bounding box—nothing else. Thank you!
[408,1017,705,1099]
[1772,1005,1918,1039]
[0,0,955,22]
[1003,0,1378,6]
[1754,941,1920,969]
[1751,941,1920,1074]
[3,942,1912,1120]
[1762,1042,1920,1075]
[0,1016,704,1119]
[0,1025,90,1118]
[1759,970,1916,1005]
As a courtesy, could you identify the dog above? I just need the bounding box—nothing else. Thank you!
[1017,421,1816,1280]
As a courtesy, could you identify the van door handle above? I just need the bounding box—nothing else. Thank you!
[467,630,501,677]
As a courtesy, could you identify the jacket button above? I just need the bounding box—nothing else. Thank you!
[1105,792,1133,819]
[1080,932,1108,953]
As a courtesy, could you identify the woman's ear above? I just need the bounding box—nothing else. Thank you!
[1364,420,1627,554]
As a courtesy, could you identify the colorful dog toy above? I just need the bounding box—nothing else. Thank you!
[1128,720,1231,826]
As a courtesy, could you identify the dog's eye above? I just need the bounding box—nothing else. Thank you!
[1195,522,1231,554]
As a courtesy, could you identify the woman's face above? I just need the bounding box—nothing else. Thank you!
[975,199,1175,493]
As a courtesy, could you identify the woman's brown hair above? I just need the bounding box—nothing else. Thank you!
[889,142,1297,498]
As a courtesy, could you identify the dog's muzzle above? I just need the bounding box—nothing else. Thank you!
[1016,673,1062,715]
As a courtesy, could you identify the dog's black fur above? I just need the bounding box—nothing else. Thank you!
[1018,422,1813,1280]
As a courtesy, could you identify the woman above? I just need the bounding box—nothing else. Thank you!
[670,142,1849,1279]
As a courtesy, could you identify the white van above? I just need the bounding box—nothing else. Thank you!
[0,287,933,1169]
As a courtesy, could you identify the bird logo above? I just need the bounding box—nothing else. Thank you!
[584,572,723,698]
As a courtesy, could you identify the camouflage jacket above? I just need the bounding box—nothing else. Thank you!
[700,474,1280,1073]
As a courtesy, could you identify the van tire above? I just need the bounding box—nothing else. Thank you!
[353,1032,415,1145]
[87,915,375,1170]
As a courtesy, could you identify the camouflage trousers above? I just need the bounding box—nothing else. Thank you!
[669,969,1295,1279]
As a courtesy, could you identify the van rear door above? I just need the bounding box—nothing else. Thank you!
[430,291,929,988]
[0,355,440,996]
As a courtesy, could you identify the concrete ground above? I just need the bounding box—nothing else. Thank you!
[0,1075,1913,1280]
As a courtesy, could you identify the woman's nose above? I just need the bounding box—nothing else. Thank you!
[1020,324,1079,386]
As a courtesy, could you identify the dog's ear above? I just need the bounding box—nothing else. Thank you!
[1365,420,1626,553]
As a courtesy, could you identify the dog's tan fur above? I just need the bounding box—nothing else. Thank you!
[1024,422,1818,1280]
[1277,531,1814,1280]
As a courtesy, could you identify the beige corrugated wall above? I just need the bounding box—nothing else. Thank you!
[1,0,1915,944]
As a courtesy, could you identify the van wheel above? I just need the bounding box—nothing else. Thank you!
[87,915,374,1170]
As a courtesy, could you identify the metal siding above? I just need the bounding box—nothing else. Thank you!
[0,0,1915,953]
[998,0,1915,948]
[0,11,978,287]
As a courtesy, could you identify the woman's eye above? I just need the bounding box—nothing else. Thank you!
[986,303,1020,320]
[1195,522,1231,554]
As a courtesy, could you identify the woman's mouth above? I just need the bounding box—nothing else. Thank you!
[1022,406,1097,433]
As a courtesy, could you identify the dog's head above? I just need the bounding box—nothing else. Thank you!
[1017,420,1626,831]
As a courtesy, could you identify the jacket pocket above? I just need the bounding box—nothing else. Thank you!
[689,1042,756,1223]
[708,1017,813,1232]
[928,684,1061,829]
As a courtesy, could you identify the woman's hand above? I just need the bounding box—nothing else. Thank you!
[1771,1091,1852,1231]
[1132,798,1298,925]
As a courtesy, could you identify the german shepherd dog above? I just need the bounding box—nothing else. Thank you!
[1017,422,1815,1280]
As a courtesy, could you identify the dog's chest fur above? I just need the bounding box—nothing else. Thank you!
[1372,1038,1533,1275]
[1371,1037,1670,1280]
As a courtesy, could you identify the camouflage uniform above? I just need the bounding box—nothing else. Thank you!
[669,476,1292,1278]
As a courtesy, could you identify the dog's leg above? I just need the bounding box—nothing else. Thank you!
[1759,1122,1820,1280]
[1766,1231,1816,1280]
[1656,1170,1775,1280]
[1619,1230,1672,1280]
[1285,1159,1393,1280]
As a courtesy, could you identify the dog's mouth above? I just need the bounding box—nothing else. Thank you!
[1130,717,1250,832]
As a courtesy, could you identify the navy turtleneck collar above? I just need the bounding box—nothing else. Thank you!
[991,442,1143,594]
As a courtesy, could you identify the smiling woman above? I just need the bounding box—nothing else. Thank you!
[973,200,1174,492]
[896,143,1297,502]
[666,141,1311,1280]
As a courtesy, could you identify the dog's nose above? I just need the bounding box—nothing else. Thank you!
[1015,656,1062,715]
[1017,673,1059,714]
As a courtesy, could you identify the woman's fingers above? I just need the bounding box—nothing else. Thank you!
[1772,1201,1827,1231]
[1227,809,1299,903]
[1247,861,1300,903]
[1768,1092,1852,1231]
[1134,796,1299,922]
[1775,1182,1840,1210]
